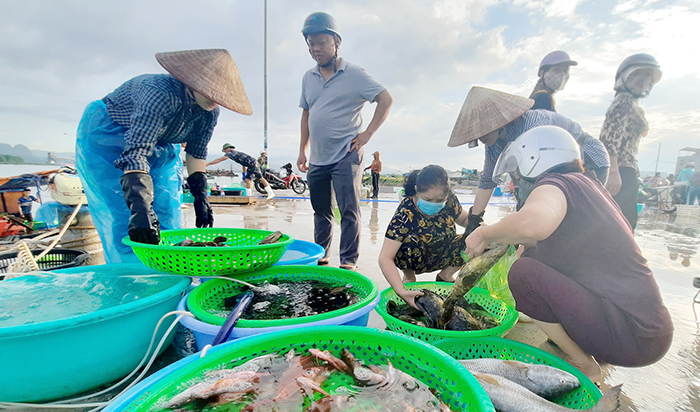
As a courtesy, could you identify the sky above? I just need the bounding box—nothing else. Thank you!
[1,0,699,176]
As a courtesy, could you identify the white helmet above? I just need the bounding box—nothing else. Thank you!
[493,125,581,184]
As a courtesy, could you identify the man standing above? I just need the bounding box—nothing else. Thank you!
[297,12,393,270]
[364,151,382,199]
[678,162,695,204]
[208,144,275,199]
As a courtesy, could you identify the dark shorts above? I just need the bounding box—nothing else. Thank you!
[246,164,263,180]
[509,257,672,367]
[22,212,33,222]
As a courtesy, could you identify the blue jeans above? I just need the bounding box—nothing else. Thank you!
[688,186,700,205]
[307,149,364,266]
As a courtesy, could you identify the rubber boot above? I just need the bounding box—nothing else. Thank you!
[265,185,276,200]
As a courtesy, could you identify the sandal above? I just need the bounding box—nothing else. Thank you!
[317,259,330,266]
[339,264,357,271]
[435,273,455,283]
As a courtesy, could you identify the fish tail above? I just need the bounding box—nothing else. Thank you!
[590,384,622,412]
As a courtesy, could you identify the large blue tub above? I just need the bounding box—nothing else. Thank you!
[0,264,190,402]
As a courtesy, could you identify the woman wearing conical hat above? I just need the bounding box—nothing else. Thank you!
[75,49,252,263]
[448,87,609,233]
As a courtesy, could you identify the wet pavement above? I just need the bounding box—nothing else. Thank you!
[193,183,700,412]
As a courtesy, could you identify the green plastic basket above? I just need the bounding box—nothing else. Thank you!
[122,228,294,277]
[121,326,495,412]
[433,337,602,409]
[375,283,519,343]
[187,266,378,327]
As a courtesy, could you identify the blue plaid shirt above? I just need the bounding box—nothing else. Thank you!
[225,150,257,168]
[103,74,219,172]
[479,110,610,189]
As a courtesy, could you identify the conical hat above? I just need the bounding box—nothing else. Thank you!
[448,87,534,147]
[156,49,252,115]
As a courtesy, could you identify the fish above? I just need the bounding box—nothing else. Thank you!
[341,349,388,386]
[458,359,580,398]
[309,348,351,373]
[414,289,445,329]
[445,306,482,331]
[305,395,354,412]
[440,243,510,327]
[163,370,260,408]
[397,315,427,327]
[259,231,284,245]
[386,299,423,318]
[474,373,621,412]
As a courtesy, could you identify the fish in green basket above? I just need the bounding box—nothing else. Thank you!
[414,289,445,329]
[458,359,580,398]
[445,306,482,331]
[440,243,510,328]
[474,373,621,412]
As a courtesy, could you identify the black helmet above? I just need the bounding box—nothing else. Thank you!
[615,53,660,80]
[302,12,341,40]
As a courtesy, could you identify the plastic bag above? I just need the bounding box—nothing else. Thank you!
[472,245,517,307]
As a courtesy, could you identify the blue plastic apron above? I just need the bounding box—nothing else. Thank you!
[75,100,182,263]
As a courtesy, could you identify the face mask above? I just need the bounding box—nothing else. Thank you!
[543,70,569,92]
[417,198,446,216]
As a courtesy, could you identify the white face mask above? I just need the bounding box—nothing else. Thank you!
[544,70,570,92]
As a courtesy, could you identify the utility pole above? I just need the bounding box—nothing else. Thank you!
[654,142,661,175]
[263,0,269,154]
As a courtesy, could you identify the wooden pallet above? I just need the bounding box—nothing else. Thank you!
[207,195,257,205]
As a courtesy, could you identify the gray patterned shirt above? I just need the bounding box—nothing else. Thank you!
[599,92,648,170]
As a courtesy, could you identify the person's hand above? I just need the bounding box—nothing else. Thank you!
[464,226,488,259]
[606,170,622,196]
[465,206,484,236]
[120,172,160,244]
[297,152,308,173]
[350,131,372,152]
[187,172,214,228]
[397,289,424,309]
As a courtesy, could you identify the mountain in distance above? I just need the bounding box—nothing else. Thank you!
[0,143,75,164]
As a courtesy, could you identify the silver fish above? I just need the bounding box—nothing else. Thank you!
[474,373,621,412]
[459,359,580,398]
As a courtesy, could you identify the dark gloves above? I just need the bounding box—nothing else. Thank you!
[121,172,160,244]
[465,206,484,236]
[187,172,213,228]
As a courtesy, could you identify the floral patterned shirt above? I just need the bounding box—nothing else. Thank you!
[600,92,648,170]
[386,192,462,245]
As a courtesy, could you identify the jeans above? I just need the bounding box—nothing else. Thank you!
[307,149,364,266]
[688,186,700,205]
[371,172,380,198]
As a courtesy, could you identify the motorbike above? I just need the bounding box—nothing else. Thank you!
[254,163,307,195]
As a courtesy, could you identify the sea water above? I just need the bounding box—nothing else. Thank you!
[0,269,182,328]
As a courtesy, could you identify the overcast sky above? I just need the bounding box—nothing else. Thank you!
[1,0,698,175]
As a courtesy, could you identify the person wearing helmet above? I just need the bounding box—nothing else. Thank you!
[465,126,673,382]
[298,12,394,270]
[448,86,609,229]
[257,151,268,170]
[677,162,695,204]
[529,51,578,112]
[207,144,275,200]
[75,49,252,263]
[600,53,662,229]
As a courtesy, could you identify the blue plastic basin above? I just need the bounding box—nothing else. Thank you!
[0,264,190,402]
[273,239,324,266]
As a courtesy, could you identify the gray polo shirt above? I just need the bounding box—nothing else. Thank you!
[300,59,385,166]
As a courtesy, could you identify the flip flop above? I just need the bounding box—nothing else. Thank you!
[339,264,357,271]
[317,259,330,266]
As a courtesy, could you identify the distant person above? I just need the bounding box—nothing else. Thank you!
[688,170,700,205]
[529,51,578,112]
[448,87,609,231]
[663,173,674,186]
[379,165,470,307]
[18,189,40,228]
[257,151,268,170]
[600,54,662,229]
[296,12,393,270]
[208,144,275,200]
[364,151,382,199]
[678,162,695,204]
[647,172,662,188]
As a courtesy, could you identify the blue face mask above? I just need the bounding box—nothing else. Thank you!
[417,198,446,216]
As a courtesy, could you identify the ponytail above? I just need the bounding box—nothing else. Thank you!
[403,170,420,197]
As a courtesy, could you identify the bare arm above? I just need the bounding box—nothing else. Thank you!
[465,184,567,258]
[605,155,621,196]
[205,156,228,168]
[378,237,423,308]
[297,109,310,172]
[350,89,394,152]
[454,208,470,227]
[472,188,495,215]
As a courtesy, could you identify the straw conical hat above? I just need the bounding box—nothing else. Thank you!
[448,87,534,147]
[156,49,252,115]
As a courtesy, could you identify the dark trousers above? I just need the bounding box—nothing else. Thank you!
[371,172,380,198]
[613,166,639,230]
[307,150,364,266]
[509,257,672,367]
